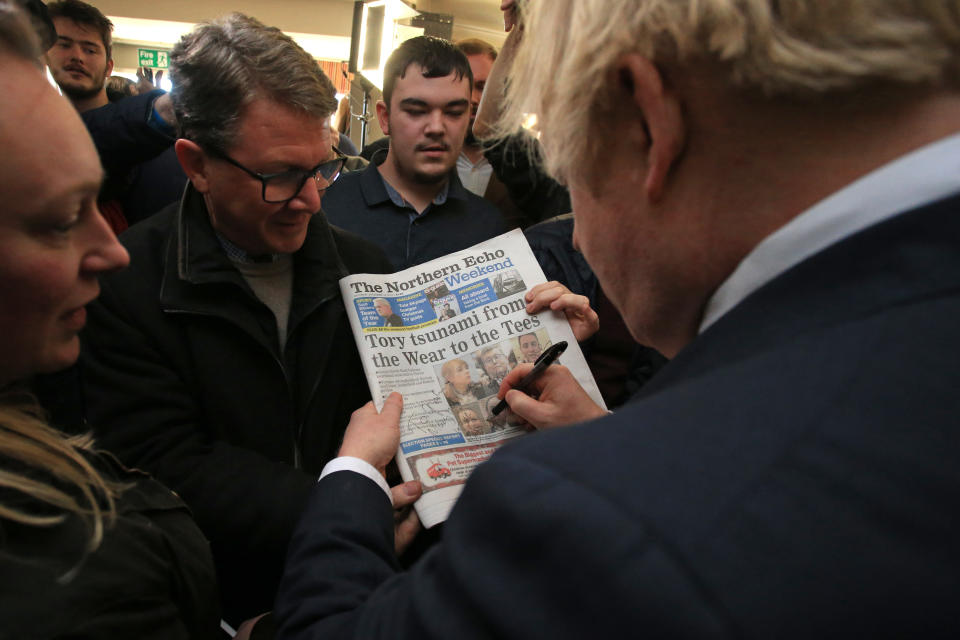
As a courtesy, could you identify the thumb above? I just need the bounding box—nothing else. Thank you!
[390,480,421,508]
[380,392,403,421]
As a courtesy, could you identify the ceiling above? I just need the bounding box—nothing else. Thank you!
[99,0,507,53]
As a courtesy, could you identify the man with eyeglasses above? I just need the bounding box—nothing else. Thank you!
[476,344,513,392]
[78,14,414,629]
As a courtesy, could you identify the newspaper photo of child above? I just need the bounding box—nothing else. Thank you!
[438,358,489,408]
[455,403,491,438]
[481,396,511,432]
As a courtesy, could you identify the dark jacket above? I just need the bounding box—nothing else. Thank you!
[80,185,392,623]
[276,194,960,640]
[0,451,220,639]
[82,90,187,226]
[482,132,571,228]
[81,90,171,177]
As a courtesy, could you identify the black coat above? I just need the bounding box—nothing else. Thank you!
[80,185,392,623]
[0,452,220,639]
[82,90,186,225]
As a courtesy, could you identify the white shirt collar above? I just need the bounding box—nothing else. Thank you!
[699,132,960,333]
[457,151,493,197]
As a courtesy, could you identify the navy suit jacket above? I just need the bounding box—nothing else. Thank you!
[276,195,960,638]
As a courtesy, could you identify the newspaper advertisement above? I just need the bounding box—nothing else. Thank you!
[339,229,606,527]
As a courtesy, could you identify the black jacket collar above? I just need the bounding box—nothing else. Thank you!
[160,183,350,336]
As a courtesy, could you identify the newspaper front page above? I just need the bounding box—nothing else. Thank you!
[340,229,606,527]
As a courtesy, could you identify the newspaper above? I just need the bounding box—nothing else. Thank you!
[340,229,606,527]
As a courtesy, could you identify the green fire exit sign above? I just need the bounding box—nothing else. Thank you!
[137,48,169,68]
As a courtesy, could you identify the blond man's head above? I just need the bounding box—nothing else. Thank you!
[500,0,960,185]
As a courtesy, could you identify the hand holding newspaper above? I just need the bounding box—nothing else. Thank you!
[339,229,606,527]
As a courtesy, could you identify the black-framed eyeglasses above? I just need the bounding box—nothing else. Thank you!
[207,146,347,204]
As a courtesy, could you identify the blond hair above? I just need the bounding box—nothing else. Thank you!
[499,0,960,184]
[1,0,122,575]
[0,394,121,561]
[441,358,468,382]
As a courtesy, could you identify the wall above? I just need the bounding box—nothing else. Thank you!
[95,0,505,47]
[93,0,356,38]
[95,0,508,152]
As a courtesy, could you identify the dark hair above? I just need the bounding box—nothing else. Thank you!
[106,75,135,102]
[169,12,337,154]
[11,0,56,51]
[382,35,472,109]
[45,0,112,60]
[456,38,497,62]
[0,0,41,62]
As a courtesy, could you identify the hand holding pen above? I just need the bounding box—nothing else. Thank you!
[494,342,607,429]
[492,341,568,415]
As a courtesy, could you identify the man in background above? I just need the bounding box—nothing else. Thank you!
[322,36,505,270]
[454,39,497,198]
[44,0,110,112]
[45,0,185,229]
[455,37,569,228]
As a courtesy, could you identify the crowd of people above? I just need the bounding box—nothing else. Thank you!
[1,0,959,638]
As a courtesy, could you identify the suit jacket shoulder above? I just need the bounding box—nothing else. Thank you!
[276,195,960,639]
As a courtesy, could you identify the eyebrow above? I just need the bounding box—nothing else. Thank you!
[57,35,103,50]
[399,98,470,109]
[36,169,104,216]
[77,170,106,199]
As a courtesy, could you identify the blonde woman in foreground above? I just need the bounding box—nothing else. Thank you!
[0,4,221,637]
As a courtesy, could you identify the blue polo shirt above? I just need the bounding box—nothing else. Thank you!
[321,161,507,270]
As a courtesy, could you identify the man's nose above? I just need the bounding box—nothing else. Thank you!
[290,174,323,211]
[424,110,444,135]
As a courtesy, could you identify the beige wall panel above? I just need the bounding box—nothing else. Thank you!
[93,0,355,37]
[113,42,149,70]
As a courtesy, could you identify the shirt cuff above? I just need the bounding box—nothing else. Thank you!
[319,457,392,503]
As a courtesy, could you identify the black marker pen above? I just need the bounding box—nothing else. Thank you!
[491,340,568,416]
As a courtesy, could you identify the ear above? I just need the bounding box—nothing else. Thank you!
[174,139,211,193]
[616,54,685,203]
[105,58,114,76]
[375,100,390,136]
